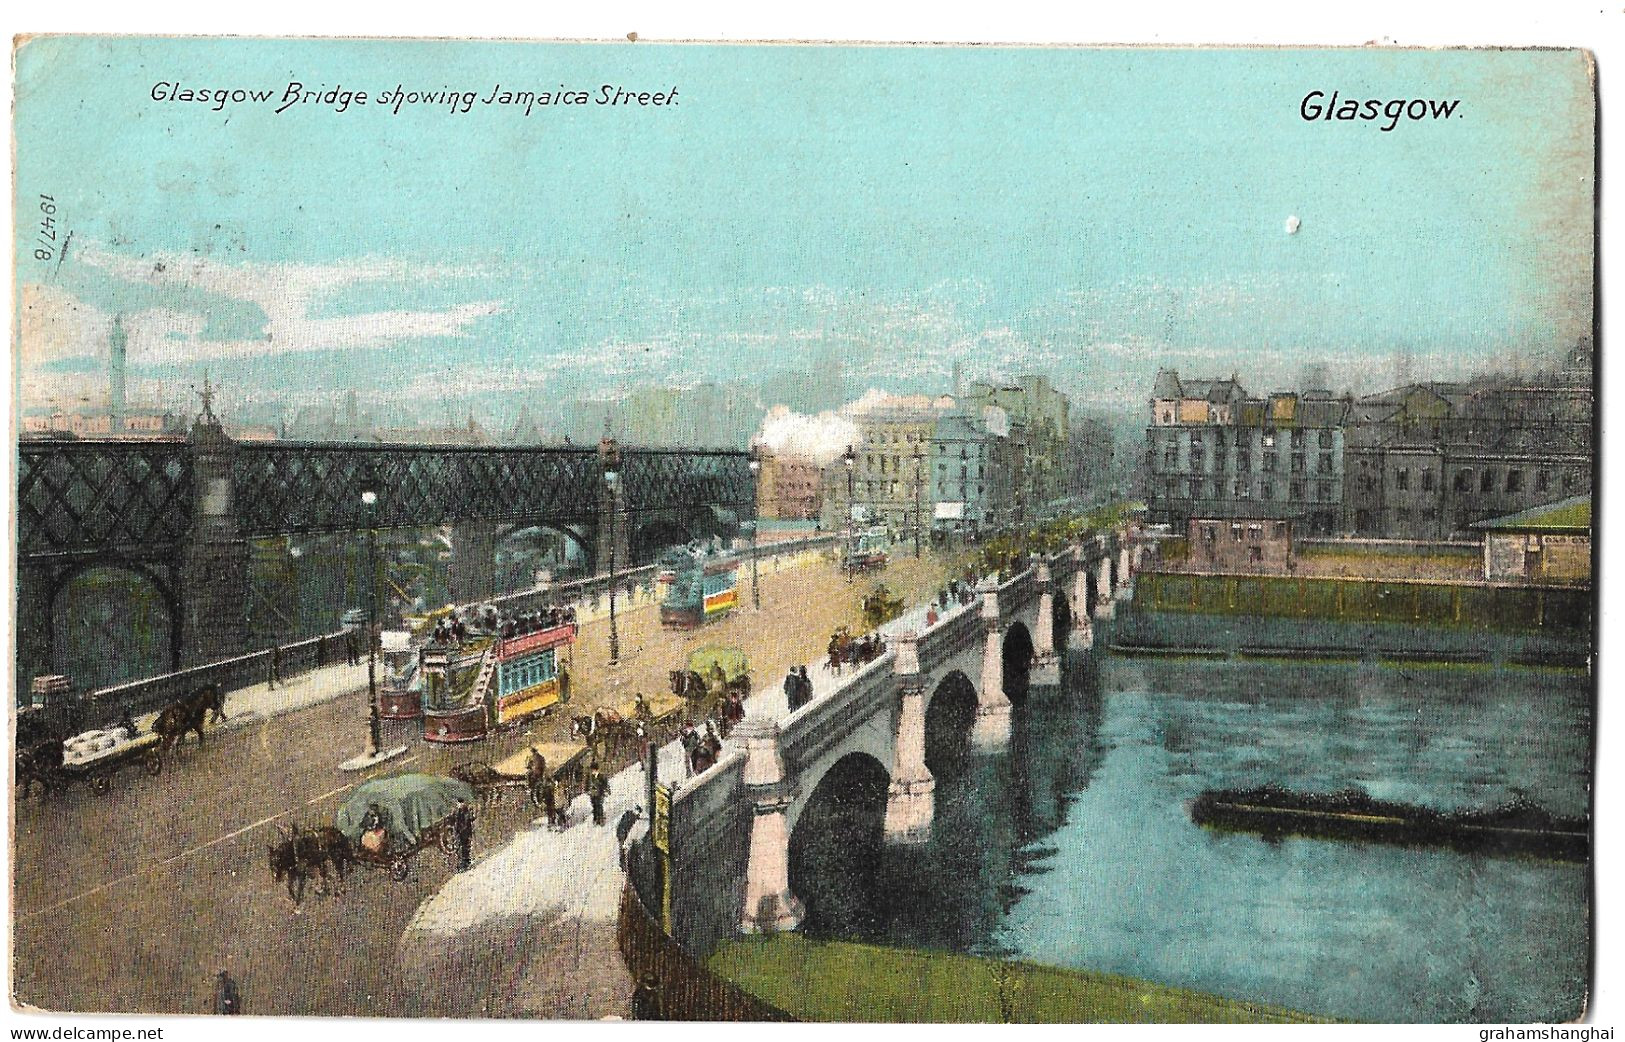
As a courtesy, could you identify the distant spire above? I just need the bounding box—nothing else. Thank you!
[195,370,217,423]
[108,315,128,433]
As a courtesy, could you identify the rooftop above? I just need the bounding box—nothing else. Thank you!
[1471,495,1591,533]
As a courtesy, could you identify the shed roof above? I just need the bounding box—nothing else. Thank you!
[1471,495,1590,533]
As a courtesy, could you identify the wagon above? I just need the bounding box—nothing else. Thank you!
[335,773,476,882]
[451,740,592,808]
[18,732,163,798]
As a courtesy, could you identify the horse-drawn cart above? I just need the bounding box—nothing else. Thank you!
[451,740,593,808]
[335,774,476,882]
[17,731,163,798]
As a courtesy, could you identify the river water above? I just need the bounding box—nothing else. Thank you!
[789,634,1591,1023]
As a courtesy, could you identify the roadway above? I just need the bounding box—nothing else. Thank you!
[11,552,953,1017]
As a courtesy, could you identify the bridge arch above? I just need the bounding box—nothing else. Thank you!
[924,670,979,777]
[48,559,181,690]
[1002,621,1035,704]
[786,750,892,939]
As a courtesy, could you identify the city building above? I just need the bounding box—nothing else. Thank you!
[1145,370,1348,537]
[755,448,822,521]
[1342,381,1592,539]
[21,401,182,438]
[961,375,1070,507]
[848,402,948,538]
[1186,506,1299,573]
[1472,495,1590,586]
[928,406,1021,539]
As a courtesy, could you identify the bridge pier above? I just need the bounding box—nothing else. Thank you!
[1070,552,1094,650]
[1115,542,1134,602]
[737,717,805,934]
[179,416,250,666]
[884,632,934,845]
[450,521,498,604]
[973,581,1012,750]
[1093,553,1115,621]
[1030,563,1061,687]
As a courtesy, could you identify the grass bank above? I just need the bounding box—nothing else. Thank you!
[708,935,1329,1023]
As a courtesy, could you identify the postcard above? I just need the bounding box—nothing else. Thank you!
[10,36,1595,1025]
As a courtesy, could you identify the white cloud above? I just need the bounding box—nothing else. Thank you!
[752,404,859,465]
[69,241,505,363]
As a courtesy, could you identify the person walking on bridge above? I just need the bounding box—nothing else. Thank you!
[587,764,611,826]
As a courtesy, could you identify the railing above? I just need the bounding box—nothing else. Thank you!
[616,884,793,1021]
[82,628,352,724]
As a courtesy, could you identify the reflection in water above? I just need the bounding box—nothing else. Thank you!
[788,639,1590,1023]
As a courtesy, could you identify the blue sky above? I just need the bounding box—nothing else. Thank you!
[13,38,1594,423]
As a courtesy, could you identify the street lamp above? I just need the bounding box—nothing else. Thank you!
[748,445,762,610]
[841,445,857,583]
[601,435,621,666]
[359,474,382,759]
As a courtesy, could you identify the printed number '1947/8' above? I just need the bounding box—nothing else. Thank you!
[35,195,59,261]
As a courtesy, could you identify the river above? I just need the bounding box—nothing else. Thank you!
[787,631,1591,1023]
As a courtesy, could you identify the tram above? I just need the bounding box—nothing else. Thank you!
[421,611,576,744]
[660,551,741,629]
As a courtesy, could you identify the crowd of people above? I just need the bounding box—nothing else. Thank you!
[429,604,579,645]
[825,627,887,674]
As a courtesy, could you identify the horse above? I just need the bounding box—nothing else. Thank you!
[16,739,64,798]
[153,683,226,756]
[669,669,707,704]
[268,824,353,904]
[571,708,629,759]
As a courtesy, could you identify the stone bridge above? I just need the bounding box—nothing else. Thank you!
[649,527,1148,956]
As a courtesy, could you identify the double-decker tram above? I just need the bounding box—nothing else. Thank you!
[420,606,576,744]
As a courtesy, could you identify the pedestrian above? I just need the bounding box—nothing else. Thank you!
[615,807,642,869]
[783,668,798,710]
[798,665,813,704]
[526,748,549,808]
[541,777,563,830]
[587,764,610,826]
[213,969,241,1015]
[344,629,359,666]
[631,972,663,1021]
[558,662,571,703]
[451,799,474,872]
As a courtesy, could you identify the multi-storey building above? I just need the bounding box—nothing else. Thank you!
[928,406,1021,538]
[1146,370,1348,536]
[755,448,822,521]
[848,404,946,536]
[962,375,1069,507]
[1342,381,1592,539]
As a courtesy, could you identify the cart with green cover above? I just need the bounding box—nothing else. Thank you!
[335,773,477,882]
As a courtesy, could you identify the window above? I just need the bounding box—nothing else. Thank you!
[1188,479,1201,498]
[1316,481,1330,501]
[1421,470,1435,492]
[1263,455,1277,473]
[1274,522,1289,539]
[1480,470,1495,493]
[1506,470,1524,493]
[1234,480,1249,498]
[1291,454,1306,473]
[1290,480,1304,500]
[1536,469,1550,493]
[1455,469,1472,493]
[1396,469,1409,491]
[1237,451,1251,471]
[1563,469,1577,492]
[1232,524,1244,543]
[1263,432,1276,448]
[1262,481,1274,499]
[1249,545,1263,563]
[1318,430,1332,449]
[1319,453,1333,473]
[1247,525,1263,543]
[1202,525,1217,542]
[1356,509,1372,531]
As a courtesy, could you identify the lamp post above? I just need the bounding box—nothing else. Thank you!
[842,445,857,583]
[601,434,621,666]
[748,445,762,610]
[360,475,382,759]
[911,448,924,559]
